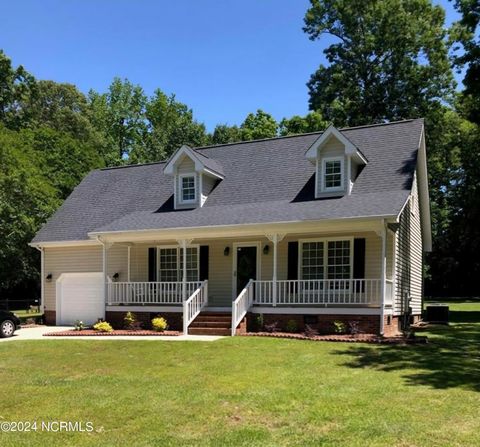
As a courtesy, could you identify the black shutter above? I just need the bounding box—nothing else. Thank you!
[353,238,366,292]
[288,241,299,280]
[199,246,209,280]
[148,247,157,281]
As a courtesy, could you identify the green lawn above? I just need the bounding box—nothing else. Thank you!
[1,305,479,446]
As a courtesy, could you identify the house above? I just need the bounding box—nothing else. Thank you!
[30,119,431,336]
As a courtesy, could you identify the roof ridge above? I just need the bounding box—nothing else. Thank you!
[99,118,421,170]
[100,160,167,171]
[193,118,418,151]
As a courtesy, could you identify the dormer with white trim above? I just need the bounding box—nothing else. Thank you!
[164,145,224,210]
[305,125,368,198]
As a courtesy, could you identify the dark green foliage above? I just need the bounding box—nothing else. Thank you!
[304,0,454,126]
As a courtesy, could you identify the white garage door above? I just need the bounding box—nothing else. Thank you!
[57,272,105,325]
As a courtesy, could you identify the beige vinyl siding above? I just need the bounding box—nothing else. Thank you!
[175,157,198,209]
[44,245,102,311]
[393,172,423,316]
[44,244,129,312]
[395,200,411,315]
[201,174,217,206]
[409,172,423,315]
[316,137,346,196]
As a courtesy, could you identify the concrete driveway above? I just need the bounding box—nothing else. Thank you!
[0,326,223,342]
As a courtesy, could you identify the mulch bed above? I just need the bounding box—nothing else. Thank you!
[43,329,181,337]
[242,332,428,344]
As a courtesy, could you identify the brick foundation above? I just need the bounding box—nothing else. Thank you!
[235,316,247,335]
[248,313,407,336]
[105,311,182,331]
[44,310,56,325]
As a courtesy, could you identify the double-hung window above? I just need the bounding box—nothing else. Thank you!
[300,239,352,289]
[321,157,344,192]
[180,174,196,203]
[157,246,199,281]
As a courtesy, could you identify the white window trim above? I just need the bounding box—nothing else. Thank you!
[156,244,200,281]
[298,237,354,280]
[320,156,345,193]
[179,173,197,204]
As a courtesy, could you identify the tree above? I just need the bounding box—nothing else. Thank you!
[450,0,480,124]
[240,109,278,140]
[22,81,98,141]
[132,89,208,163]
[88,78,147,163]
[211,124,243,144]
[0,50,36,128]
[304,0,454,126]
[279,111,328,135]
[0,125,59,297]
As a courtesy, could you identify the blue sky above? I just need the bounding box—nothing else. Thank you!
[0,0,460,131]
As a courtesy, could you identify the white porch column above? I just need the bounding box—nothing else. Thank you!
[98,237,110,306]
[379,220,387,335]
[177,239,193,302]
[266,234,285,307]
[127,245,131,282]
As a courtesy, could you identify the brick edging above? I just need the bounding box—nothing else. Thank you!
[44,330,181,337]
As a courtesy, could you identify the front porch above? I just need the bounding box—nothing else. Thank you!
[99,220,396,334]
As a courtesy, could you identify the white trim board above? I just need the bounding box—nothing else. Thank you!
[250,307,382,315]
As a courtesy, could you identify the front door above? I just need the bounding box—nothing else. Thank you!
[236,246,258,296]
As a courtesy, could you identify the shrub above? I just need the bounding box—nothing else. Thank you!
[124,312,136,330]
[151,317,168,332]
[74,320,85,331]
[348,321,361,336]
[304,324,319,337]
[93,321,113,332]
[285,319,298,333]
[264,321,279,333]
[333,320,346,334]
[254,313,264,332]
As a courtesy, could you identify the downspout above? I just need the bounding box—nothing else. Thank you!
[34,246,45,312]
[380,219,387,336]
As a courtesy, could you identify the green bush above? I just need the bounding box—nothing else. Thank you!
[93,321,113,332]
[285,319,298,333]
[74,320,85,331]
[333,321,346,334]
[124,312,136,329]
[151,317,168,332]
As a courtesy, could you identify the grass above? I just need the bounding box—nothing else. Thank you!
[0,304,479,446]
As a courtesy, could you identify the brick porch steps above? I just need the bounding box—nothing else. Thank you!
[188,312,231,336]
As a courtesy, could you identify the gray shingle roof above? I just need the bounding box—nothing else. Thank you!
[32,119,424,243]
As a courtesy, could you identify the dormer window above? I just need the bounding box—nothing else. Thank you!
[163,145,224,210]
[180,175,196,203]
[305,125,368,198]
[322,157,344,191]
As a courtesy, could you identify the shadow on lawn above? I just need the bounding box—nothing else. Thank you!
[335,311,480,392]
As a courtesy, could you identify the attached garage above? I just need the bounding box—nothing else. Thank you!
[56,272,105,325]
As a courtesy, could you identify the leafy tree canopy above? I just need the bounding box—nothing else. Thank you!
[304,0,454,126]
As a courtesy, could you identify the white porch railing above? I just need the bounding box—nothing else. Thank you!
[252,279,385,306]
[231,279,254,336]
[183,280,209,334]
[107,281,202,306]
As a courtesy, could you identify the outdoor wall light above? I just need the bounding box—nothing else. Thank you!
[46,273,52,282]
[263,244,270,255]
[224,246,230,256]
